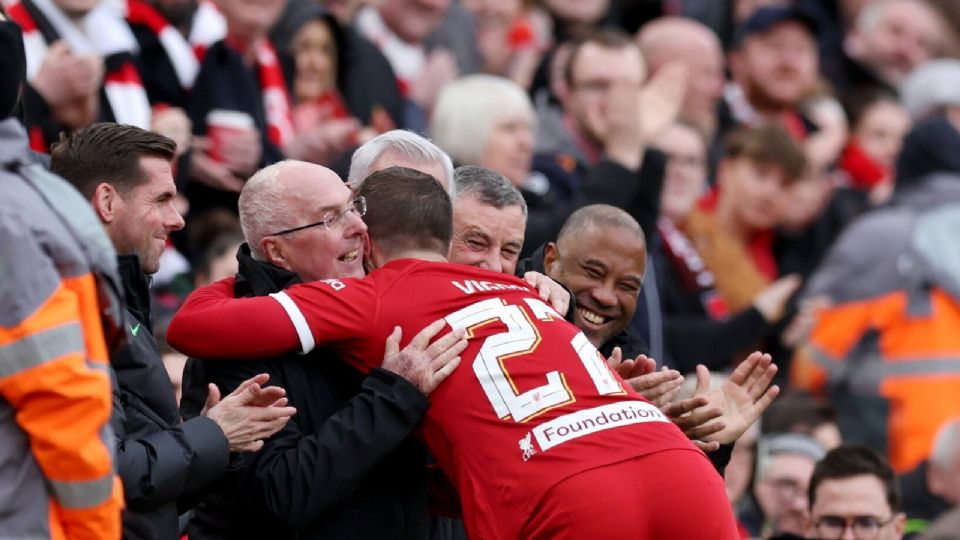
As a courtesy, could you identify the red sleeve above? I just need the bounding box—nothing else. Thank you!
[280,277,380,371]
[167,277,301,358]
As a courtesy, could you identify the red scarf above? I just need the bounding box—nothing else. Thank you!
[254,40,293,149]
[840,139,888,190]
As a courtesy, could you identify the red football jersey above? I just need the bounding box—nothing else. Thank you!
[169,259,697,539]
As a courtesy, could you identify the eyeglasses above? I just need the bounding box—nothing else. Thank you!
[270,196,366,236]
[814,515,896,539]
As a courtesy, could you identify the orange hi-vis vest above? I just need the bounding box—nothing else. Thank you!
[791,174,960,473]
[793,288,960,472]
[0,119,124,539]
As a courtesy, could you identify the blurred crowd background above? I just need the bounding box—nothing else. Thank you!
[6,0,960,537]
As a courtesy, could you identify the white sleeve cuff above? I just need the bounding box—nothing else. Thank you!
[268,291,316,355]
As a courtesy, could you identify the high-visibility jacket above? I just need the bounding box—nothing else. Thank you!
[0,119,124,538]
[792,174,960,473]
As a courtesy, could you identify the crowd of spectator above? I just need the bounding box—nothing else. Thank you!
[5,0,960,538]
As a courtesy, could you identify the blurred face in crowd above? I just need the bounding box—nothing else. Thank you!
[105,157,185,274]
[731,21,818,113]
[544,224,646,348]
[778,174,833,232]
[808,475,905,540]
[481,106,535,188]
[854,99,911,170]
[565,42,645,145]
[754,452,816,537]
[679,45,725,129]
[718,157,789,233]
[543,0,608,25]
[291,19,338,103]
[656,123,707,223]
[848,0,944,86]
[217,0,285,43]
[262,165,367,281]
[449,194,525,275]
[379,0,450,44]
[461,0,521,31]
[368,152,450,192]
[154,0,197,27]
[929,433,960,506]
[639,21,725,129]
[53,0,101,18]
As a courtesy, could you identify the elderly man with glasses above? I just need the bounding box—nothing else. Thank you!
[179,159,464,539]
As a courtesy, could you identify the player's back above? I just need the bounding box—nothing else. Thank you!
[362,260,695,539]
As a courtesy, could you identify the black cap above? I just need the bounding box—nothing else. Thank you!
[732,6,818,48]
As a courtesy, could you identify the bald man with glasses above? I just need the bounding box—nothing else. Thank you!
[180,160,462,540]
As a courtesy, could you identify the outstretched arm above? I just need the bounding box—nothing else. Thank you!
[167,278,300,358]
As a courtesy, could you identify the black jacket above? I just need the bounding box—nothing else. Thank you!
[184,246,431,540]
[112,254,230,540]
[526,150,667,259]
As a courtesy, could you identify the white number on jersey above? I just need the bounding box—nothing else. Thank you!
[444,297,624,423]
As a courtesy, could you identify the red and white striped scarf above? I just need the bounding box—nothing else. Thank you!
[124,0,199,89]
[188,0,227,60]
[9,0,151,130]
[253,39,293,149]
[354,6,425,97]
[121,0,227,86]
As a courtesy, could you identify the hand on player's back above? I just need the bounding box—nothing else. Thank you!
[522,271,571,315]
[382,319,468,395]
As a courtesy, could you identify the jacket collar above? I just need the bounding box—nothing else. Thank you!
[118,253,152,321]
[233,243,300,297]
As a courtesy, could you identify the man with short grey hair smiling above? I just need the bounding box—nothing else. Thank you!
[449,165,528,276]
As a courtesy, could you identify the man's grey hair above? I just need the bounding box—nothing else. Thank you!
[931,418,960,470]
[453,165,527,218]
[238,161,301,260]
[347,129,455,195]
[556,204,644,245]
